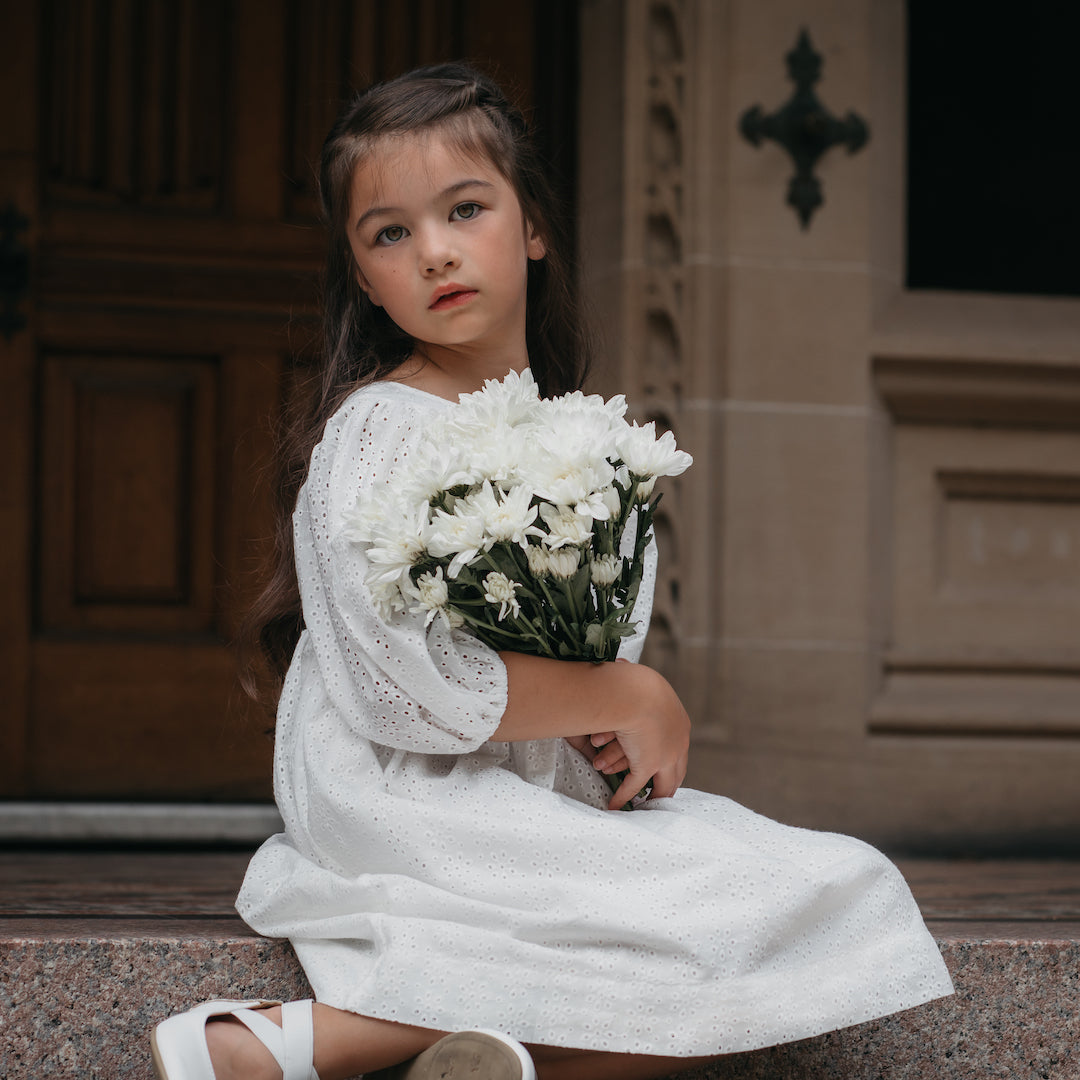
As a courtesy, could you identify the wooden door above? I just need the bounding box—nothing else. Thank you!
[0,0,575,802]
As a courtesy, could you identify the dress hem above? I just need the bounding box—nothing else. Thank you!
[291,915,954,1058]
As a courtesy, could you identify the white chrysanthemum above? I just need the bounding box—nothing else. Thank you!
[535,387,627,426]
[441,376,536,491]
[348,372,693,648]
[424,501,487,578]
[455,367,541,430]
[459,481,541,548]
[635,477,656,501]
[483,571,521,620]
[358,499,429,588]
[407,567,450,627]
[342,492,402,546]
[601,484,623,518]
[528,462,609,516]
[539,502,592,549]
[589,553,621,586]
[525,544,552,576]
[546,407,622,461]
[546,547,581,579]
[369,578,406,621]
[399,436,477,502]
[448,427,527,491]
[615,421,692,479]
[521,423,617,519]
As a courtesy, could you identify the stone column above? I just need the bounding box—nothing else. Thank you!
[580,0,726,741]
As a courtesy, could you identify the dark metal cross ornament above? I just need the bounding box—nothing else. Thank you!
[739,29,869,229]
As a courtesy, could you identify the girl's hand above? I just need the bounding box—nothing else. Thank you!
[588,732,629,777]
[564,733,598,761]
[499,653,690,808]
[592,664,690,810]
[565,732,630,774]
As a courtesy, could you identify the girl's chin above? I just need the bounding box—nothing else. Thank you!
[409,330,513,355]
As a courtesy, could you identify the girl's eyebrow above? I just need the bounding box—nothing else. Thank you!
[354,178,496,233]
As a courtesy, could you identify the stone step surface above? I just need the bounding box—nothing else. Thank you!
[1,853,1078,1079]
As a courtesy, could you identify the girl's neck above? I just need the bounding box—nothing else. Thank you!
[388,346,529,401]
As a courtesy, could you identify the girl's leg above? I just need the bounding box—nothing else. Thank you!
[529,1045,719,1080]
[201,1003,721,1080]
[203,1003,446,1080]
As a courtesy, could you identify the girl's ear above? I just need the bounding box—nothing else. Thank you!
[356,267,382,307]
[526,221,546,261]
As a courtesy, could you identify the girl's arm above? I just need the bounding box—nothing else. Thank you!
[495,653,691,810]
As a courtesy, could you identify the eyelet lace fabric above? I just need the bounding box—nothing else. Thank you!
[237,381,953,1055]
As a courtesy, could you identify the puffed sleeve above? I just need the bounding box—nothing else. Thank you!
[291,387,507,753]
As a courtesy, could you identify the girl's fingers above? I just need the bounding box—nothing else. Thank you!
[564,734,593,755]
[590,731,617,748]
[648,770,679,800]
[597,754,629,776]
[648,752,689,800]
[608,769,650,811]
[590,738,626,772]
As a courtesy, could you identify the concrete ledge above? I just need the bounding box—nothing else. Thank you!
[2,917,1077,1079]
[683,921,1080,1079]
[1,918,308,1079]
[2,855,1078,1079]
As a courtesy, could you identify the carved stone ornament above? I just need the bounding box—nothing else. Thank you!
[632,0,688,679]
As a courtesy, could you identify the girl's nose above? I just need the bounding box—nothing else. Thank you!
[418,228,459,275]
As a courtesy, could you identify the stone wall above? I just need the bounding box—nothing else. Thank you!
[578,0,1080,851]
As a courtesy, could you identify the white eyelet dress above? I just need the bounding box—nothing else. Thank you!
[236,381,953,1056]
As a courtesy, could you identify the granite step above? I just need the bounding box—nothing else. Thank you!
[1,853,1078,1079]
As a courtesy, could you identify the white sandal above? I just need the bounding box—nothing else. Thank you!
[150,998,321,1080]
[374,1029,537,1080]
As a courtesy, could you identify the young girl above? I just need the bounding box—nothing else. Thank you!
[151,63,953,1080]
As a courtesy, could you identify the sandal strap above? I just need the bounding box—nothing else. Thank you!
[233,1000,319,1080]
[282,1000,318,1080]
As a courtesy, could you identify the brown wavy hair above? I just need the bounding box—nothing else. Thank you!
[241,62,592,709]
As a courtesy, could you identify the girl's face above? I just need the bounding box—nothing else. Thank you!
[347,131,546,366]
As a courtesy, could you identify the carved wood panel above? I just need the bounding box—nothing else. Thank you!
[3,0,573,804]
[38,353,218,634]
[43,0,228,211]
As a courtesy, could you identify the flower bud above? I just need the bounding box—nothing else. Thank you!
[589,553,620,586]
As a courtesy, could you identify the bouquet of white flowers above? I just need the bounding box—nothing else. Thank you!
[345,369,691,802]
[346,369,691,661]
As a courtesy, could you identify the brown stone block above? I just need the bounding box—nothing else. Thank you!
[726,263,872,406]
[722,408,870,640]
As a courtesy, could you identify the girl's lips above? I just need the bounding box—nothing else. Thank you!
[429,288,477,311]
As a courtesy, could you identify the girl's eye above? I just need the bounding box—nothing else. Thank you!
[376,224,407,245]
[451,202,481,222]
